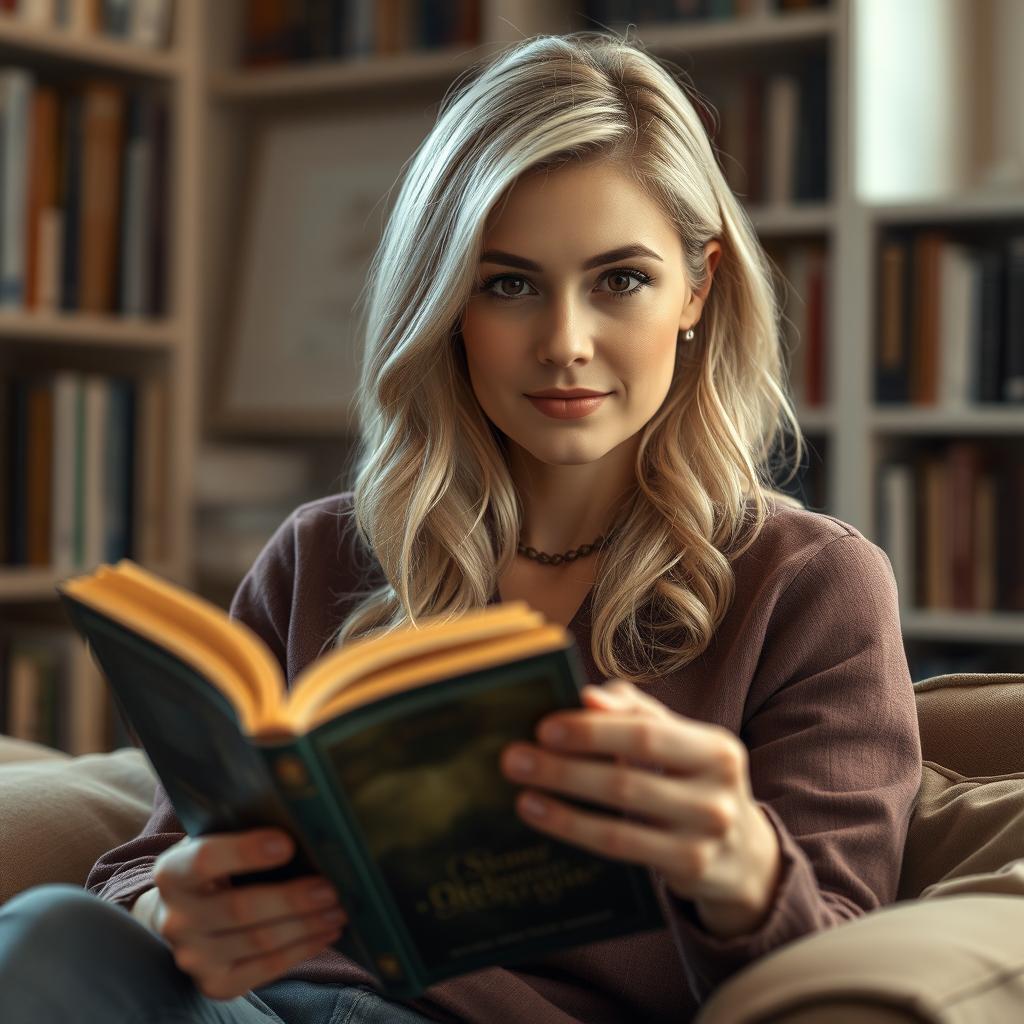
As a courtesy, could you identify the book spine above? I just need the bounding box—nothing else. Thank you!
[876,236,911,402]
[259,738,421,997]
[25,375,54,566]
[1004,235,1024,401]
[976,244,1004,402]
[0,70,32,308]
[60,90,83,312]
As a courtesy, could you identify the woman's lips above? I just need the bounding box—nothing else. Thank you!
[526,394,610,419]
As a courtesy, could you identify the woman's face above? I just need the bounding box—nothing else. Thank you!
[460,160,719,468]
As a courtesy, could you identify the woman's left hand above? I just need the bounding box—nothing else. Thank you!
[499,679,783,939]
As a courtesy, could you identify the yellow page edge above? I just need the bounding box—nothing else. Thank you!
[288,602,545,722]
[59,574,268,735]
[299,624,570,732]
[99,561,284,716]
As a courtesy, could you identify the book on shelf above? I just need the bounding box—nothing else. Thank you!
[0,66,169,318]
[241,0,480,67]
[55,560,666,998]
[877,444,1023,613]
[708,53,828,207]
[10,0,174,48]
[766,239,828,409]
[0,622,111,753]
[585,0,830,26]
[1,369,168,569]
[875,230,1024,406]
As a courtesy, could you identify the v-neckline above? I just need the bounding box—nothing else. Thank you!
[487,582,594,632]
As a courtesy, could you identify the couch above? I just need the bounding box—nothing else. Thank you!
[1,672,1023,1022]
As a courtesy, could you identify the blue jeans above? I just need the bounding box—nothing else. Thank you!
[0,885,441,1023]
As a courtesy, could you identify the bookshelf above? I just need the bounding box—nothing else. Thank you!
[0,0,201,751]
[194,0,1022,678]
[3,0,1022,754]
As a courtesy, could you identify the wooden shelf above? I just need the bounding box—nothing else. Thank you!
[901,609,1024,645]
[796,408,834,434]
[0,311,179,348]
[871,407,1024,434]
[865,192,1024,226]
[0,563,177,603]
[208,42,487,101]
[748,202,836,236]
[0,17,180,77]
[0,0,201,624]
[632,9,837,54]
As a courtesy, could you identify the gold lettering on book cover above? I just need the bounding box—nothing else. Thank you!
[415,843,606,920]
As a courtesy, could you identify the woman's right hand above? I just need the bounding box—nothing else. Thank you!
[140,828,347,1000]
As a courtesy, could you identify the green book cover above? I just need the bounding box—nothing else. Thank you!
[56,565,667,998]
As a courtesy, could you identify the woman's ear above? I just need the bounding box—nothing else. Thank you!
[680,239,722,332]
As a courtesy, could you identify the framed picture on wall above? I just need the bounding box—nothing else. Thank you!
[212,105,436,435]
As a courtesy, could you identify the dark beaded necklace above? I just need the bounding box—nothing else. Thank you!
[516,531,615,566]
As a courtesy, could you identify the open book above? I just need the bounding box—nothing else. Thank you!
[56,560,666,998]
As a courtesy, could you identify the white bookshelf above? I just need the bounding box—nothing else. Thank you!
[0,2,203,602]
[0,1,202,752]
[5,1,1020,680]
[193,0,1024,670]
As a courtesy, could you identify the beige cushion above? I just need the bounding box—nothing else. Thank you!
[0,734,72,764]
[914,672,1024,778]
[696,676,1024,1022]
[695,895,1024,1023]
[0,737,157,905]
[899,762,1024,901]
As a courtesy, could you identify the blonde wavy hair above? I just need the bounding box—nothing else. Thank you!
[330,30,807,683]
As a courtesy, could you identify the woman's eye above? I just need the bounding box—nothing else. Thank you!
[491,276,533,300]
[479,269,653,302]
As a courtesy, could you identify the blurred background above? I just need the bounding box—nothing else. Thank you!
[1,0,1022,753]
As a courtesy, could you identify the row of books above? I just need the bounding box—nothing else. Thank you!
[875,232,1024,406]
[706,54,829,205]
[0,0,172,48]
[584,0,831,23]
[876,443,1024,612]
[1,370,169,569]
[0,623,126,752]
[768,239,828,407]
[242,0,480,66]
[0,69,169,316]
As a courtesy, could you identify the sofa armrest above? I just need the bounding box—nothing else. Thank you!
[0,740,157,905]
[695,894,1024,1023]
[0,734,72,764]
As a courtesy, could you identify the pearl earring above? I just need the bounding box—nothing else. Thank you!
[684,328,695,340]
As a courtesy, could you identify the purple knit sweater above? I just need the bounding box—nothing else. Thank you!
[86,492,922,1023]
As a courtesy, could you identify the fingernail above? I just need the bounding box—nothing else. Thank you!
[507,748,536,774]
[264,837,290,857]
[310,883,336,906]
[522,793,547,818]
[539,721,567,745]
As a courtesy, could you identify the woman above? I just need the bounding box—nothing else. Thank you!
[0,29,921,1024]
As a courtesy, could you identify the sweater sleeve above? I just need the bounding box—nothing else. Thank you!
[85,509,301,910]
[659,533,923,1003]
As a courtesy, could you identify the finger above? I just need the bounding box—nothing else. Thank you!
[191,924,342,1002]
[515,787,712,887]
[538,707,734,778]
[172,873,343,934]
[503,743,732,833]
[178,904,348,970]
[586,681,673,718]
[155,830,294,896]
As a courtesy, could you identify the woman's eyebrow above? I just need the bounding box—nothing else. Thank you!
[478,243,663,272]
